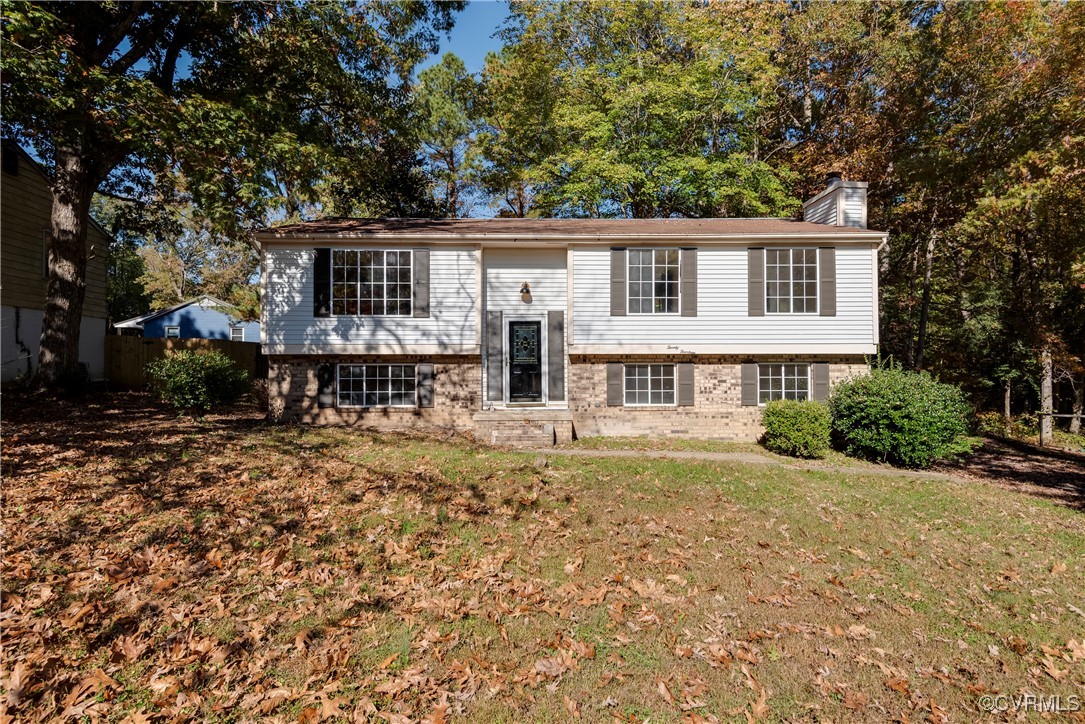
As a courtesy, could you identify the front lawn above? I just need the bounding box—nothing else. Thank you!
[2,394,1083,721]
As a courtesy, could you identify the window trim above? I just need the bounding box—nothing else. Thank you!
[765,247,819,315]
[623,363,678,407]
[330,248,414,318]
[335,363,418,409]
[757,363,811,405]
[164,326,180,338]
[627,247,681,315]
[230,326,245,342]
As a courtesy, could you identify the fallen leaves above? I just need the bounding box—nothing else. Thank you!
[2,394,1084,722]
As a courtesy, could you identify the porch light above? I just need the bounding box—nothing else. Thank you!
[520,281,532,304]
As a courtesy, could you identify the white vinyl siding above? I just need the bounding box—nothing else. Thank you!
[843,187,867,228]
[803,195,839,225]
[759,363,810,403]
[264,246,478,354]
[625,364,675,406]
[570,245,877,352]
[484,248,567,313]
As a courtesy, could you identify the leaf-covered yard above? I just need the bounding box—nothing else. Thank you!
[2,395,1083,722]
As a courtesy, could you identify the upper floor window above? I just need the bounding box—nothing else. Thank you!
[230,326,244,342]
[164,326,180,338]
[628,248,679,314]
[766,248,817,313]
[332,250,412,316]
[759,363,810,403]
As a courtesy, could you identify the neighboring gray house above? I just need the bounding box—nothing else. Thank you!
[258,175,884,445]
[114,295,260,342]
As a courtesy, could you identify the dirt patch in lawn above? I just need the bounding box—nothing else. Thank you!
[2,394,1084,722]
[935,437,1085,511]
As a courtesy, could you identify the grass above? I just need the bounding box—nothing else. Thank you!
[2,395,1083,722]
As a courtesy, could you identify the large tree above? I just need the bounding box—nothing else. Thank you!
[484,1,796,218]
[1,0,460,385]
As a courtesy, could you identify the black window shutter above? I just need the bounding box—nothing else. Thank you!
[812,362,830,401]
[680,248,697,317]
[413,249,430,318]
[317,363,335,408]
[486,311,503,402]
[418,363,435,407]
[610,248,627,316]
[314,248,331,317]
[547,310,565,401]
[741,363,758,406]
[819,247,836,317]
[748,248,765,317]
[606,362,623,406]
[677,363,694,406]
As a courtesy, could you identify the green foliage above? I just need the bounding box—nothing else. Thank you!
[147,351,250,411]
[415,53,482,217]
[828,367,973,468]
[485,2,797,218]
[761,399,831,459]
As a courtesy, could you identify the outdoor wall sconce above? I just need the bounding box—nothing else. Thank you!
[520,281,532,303]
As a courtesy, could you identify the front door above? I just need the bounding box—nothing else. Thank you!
[508,320,543,402]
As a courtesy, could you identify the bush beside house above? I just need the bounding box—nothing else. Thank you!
[761,399,831,459]
[828,366,972,468]
[148,350,250,411]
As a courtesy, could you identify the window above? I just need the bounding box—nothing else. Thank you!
[337,364,416,407]
[230,327,244,342]
[628,249,679,314]
[766,248,818,313]
[759,363,810,403]
[164,326,180,338]
[332,249,412,316]
[624,364,676,405]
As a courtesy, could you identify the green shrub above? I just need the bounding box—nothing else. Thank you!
[761,399,831,459]
[147,350,250,411]
[828,366,972,468]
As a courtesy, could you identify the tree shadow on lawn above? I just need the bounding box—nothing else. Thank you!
[936,436,1085,511]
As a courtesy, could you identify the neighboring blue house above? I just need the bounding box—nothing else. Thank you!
[114,295,261,342]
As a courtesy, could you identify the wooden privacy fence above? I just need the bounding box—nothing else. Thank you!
[105,336,266,390]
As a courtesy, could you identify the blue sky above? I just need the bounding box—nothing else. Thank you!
[419,0,510,74]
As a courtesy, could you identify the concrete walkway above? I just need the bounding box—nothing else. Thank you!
[531,446,958,481]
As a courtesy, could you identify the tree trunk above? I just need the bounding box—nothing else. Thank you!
[1039,346,1053,445]
[914,230,937,370]
[1071,372,1083,435]
[1003,377,1012,435]
[36,146,96,386]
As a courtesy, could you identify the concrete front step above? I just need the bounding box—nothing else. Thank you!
[473,409,574,448]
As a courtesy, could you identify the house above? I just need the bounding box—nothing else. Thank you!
[1,141,109,382]
[113,294,261,342]
[258,175,885,444]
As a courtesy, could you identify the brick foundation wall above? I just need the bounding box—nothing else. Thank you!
[568,355,869,440]
[268,355,480,430]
